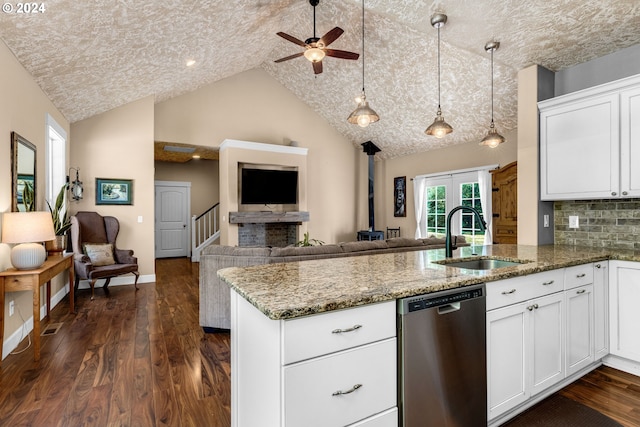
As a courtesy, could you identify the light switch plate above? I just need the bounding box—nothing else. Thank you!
[543,214,549,228]
[569,215,579,228]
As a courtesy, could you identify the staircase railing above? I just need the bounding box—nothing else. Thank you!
[191,202,220,262]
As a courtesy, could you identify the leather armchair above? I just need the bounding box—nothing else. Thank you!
[70,211,139,299]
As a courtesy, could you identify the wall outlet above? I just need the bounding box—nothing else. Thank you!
[569,215,579,228]
[543,214,550,228]
[9,300,14,317]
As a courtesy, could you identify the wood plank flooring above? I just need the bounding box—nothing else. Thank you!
[0,258,230,427]
[0,257,639,426]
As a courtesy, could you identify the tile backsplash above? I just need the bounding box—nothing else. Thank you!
[555,199,640,250]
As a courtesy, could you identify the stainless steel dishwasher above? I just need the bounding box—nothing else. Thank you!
[398,283,487,426]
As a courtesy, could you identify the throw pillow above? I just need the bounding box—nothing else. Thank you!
[83,243,116,266]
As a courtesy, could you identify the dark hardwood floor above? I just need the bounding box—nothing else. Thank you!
[0,258,230,427]
[0,257,639,426]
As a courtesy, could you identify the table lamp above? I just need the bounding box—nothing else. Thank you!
[1,211,56,270]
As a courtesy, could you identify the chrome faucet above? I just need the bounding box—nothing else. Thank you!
[445,205,487,258]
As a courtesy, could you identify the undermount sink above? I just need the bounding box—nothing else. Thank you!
[434,257,529,270]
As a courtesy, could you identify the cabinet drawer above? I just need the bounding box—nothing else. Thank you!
[284,338,397,427]
[282,301,395,364]
[487,270,564,311]
[564,263,594,290]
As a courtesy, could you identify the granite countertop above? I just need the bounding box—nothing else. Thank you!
[217,244,640,320]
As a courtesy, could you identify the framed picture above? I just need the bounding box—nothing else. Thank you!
[96,178,133,205]
[394,176,406,217]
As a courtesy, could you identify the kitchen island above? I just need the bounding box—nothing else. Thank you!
[218,244,640,427]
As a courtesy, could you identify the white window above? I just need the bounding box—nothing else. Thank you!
[415,166,495,245]
[46,114,67,204]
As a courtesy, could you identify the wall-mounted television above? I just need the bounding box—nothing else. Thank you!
[241,168,298,205]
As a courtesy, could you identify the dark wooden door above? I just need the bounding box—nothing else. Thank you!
[490,162,517,244]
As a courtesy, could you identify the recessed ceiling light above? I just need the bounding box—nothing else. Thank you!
[186,59,196,67]
[192,155,201,159]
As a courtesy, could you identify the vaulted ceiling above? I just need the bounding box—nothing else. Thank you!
[1,0,639,159]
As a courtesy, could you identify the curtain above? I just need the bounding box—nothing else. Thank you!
[478,170,493,245]
[413,176,427,238]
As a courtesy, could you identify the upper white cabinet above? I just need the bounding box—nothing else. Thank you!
[540,74,640,200]
[620,86,640,197]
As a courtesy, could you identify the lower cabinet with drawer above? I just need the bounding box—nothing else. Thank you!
[487,278,564,421]
[230,291,397,427]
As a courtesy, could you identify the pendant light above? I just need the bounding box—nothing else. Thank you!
[425,13,453,138]
[480,41,506,148]
[347,0,379,128]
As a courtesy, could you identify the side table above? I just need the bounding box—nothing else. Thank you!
[0,253,75,362]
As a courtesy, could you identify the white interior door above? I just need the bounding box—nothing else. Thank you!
[155,181,191,258]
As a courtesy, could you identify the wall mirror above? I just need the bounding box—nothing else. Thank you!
[11,131,37,212]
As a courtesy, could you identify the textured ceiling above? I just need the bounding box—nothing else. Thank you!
[1,0,639,159]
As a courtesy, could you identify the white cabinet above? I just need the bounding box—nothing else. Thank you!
[539,74,640,200]
[609,261,640,362]
[487,272,564,421]
[594,262,609,359]
[621,86,640,197]
[230,292,397,427]
[565,284,594,375]
[565,262,609,375]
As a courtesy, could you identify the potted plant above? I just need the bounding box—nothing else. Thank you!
[45,184,72,253]
[296,232,324,247]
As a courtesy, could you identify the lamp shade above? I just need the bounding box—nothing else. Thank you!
[2,211,56,270]
[2,212,56,243]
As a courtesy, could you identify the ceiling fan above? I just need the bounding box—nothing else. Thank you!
[274,0,359,75]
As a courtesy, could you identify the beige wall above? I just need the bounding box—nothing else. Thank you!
[70,97,156,278]
[379,131,518,237]
[155,68,362,244]
[154,159,219,217]
[0,40,70,354]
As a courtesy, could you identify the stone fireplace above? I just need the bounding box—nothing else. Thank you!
[229,211,310,247]
[237,223,298,247]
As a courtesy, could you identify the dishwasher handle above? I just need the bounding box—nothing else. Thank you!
[438,302,461,315]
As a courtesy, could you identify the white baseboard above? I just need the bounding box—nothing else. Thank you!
[603,354,640,377]
[2,274,155,360]
[75,273,155,289]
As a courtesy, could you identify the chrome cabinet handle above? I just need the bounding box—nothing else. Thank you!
[612,192,617,196]
[527,304,539,311]
[577,289,586,294]
[502,289,516,295]
[542,280,554,286]
[576,273,586,278]
[623,191,628,196]
[332,324,362,334]
[595,264,601,269]
[332,383,362,396]
[533,304,538,309]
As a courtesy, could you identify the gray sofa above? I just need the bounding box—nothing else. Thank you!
[199,236,467,330]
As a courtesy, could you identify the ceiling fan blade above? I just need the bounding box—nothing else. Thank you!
[313,61,323,75]
[274,52,305,63]
[324,49,360,60]
[276,32,307,47]
[319,27,344,47]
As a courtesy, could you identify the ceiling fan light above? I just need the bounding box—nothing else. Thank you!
[425,108,453,138]
[304,47,325,62]
[480,122,505,148]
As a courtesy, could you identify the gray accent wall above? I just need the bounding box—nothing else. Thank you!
[555,43,640,96]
